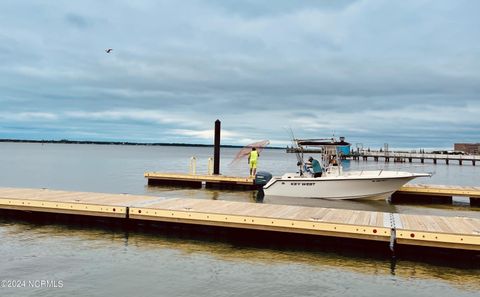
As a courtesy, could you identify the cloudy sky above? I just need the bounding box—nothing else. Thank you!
[0,0,479,148]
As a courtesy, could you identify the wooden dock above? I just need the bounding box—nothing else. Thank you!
[394,184,480,206]
[286,149,480,165]
[349,151,480,165]
[145,172,258,189]
[0,187,479,254]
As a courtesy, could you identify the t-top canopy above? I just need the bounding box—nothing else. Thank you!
[296,138,350,147]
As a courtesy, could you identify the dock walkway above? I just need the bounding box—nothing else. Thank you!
[286,149,480,165]
[145,172,257,189]
[351,151,480,165]
[0,187,479,252]
[393,184,480,205]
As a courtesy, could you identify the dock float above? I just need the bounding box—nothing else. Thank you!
[145,172,258,189]
[0,187,479,256]
[0,187,159,218]
[394,184,480,206]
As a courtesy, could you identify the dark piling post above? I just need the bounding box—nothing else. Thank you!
[213,119,221,175]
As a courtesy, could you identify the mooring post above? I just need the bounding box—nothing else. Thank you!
[190,156,197,174]
[207,157,214,175]
[213,119,221,175]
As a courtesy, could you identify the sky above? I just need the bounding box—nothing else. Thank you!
[0,0,479,149]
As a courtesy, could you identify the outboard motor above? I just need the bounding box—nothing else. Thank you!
[254,171,273,186]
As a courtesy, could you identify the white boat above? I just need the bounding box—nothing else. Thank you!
[262,138,431,200]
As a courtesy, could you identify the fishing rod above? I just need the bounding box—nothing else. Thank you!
[288,128,304,176]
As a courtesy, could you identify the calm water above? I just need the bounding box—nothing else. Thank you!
[0,143,479,297]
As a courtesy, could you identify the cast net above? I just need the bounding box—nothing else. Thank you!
[229,140,270,165]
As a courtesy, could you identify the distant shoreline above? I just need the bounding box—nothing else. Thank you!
[0,139,284,149]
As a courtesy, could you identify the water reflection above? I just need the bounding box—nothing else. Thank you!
[1,220,478,292]
[255,190,264,203]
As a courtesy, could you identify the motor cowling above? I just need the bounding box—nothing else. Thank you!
[254,171,272,186]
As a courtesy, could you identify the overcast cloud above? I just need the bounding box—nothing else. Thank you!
[0,0,479,148]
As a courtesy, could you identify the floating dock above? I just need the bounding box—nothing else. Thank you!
[0,187,479,255]
[145,172,258,190]
[393,184,480,206]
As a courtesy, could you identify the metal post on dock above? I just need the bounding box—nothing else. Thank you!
[190,156,197,174]
[213,119,221,175]
[208,157,214,175]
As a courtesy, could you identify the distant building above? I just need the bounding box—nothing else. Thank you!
[337,136,351,155]
[454,143,480,155]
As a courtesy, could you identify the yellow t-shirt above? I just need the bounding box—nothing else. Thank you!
[249,151,258,162]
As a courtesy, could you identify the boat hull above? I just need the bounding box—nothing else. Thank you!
[263,174,425,200]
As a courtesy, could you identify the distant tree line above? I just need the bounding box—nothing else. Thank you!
[0,139,283,149]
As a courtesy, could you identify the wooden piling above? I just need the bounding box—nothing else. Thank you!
[213,119,221,175]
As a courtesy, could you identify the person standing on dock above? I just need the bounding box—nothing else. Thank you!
[248,147,259,176]
[307,156,323,178]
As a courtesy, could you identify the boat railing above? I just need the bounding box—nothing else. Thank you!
[378,169,383,176]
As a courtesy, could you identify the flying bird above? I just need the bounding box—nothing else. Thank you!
[105,48,113,53]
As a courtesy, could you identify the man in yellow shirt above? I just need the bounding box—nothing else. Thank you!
[248,147,259,176]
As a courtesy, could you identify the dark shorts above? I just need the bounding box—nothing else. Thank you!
[314,172,322,178]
